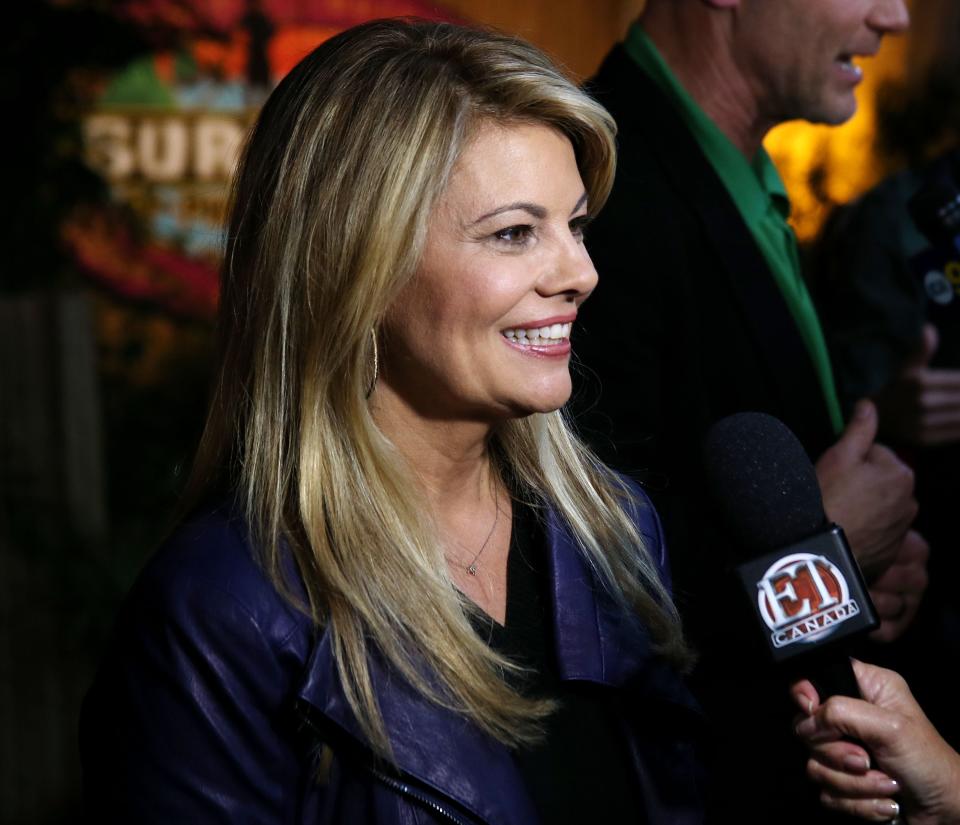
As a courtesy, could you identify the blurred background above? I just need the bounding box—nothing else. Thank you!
[0,0,918,821]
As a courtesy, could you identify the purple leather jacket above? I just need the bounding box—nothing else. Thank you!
[81,487,705,824]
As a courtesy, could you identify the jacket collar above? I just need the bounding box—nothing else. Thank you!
[590,46,837,457]
[295,505,692,825]
[547,506,654,686]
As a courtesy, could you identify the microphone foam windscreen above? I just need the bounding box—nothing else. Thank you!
[702,412,827,556]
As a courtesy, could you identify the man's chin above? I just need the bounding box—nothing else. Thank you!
[810,94,859,127]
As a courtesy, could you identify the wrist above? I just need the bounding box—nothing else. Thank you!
[941,749,960,820]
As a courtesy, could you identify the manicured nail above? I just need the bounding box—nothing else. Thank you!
[794,715,835,742]
[842,754,870,773]
[873,799,899,819]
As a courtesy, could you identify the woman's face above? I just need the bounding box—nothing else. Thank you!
[380,121,598,423]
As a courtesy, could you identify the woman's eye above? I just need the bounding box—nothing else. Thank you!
[493,225,534,245]
[570,215,591,241]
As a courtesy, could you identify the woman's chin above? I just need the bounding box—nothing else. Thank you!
[501,386,572,418]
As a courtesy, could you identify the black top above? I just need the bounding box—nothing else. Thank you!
[470,500,645,824]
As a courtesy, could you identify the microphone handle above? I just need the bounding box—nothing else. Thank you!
[785,646,860,700]
[784,649,909,824]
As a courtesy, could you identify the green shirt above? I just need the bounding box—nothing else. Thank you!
[624,24,844,433]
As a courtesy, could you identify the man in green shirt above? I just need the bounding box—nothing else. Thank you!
[576,1,919,821]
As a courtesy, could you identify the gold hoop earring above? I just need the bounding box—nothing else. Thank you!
[365,329,379,399]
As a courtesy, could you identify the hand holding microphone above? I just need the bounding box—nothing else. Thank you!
[792,660,960,825]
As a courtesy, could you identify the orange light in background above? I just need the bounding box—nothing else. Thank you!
[194,33,250,80]
[269,25,343,78]
[765,31,910,243]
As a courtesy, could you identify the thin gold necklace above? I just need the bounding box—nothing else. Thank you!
[464,491,500,576]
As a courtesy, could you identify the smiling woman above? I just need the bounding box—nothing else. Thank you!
[380,122,596,425]
[80,18,703,825]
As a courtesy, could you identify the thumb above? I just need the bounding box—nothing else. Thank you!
[905,323,938,370]
[835,399,878,461]
[851,659,915,712]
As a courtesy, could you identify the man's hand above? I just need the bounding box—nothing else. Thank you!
[875,324,960,447]
[815,400,917,580]
[868,529,929,643]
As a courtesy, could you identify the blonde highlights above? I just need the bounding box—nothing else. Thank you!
[187,18,688,759]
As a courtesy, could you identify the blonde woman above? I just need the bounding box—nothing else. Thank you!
[81,19,702,824]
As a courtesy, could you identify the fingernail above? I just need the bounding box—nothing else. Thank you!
[880,777,900,794]
[874,799,899,818]
[806,698,814,716]
[842,754,870,773]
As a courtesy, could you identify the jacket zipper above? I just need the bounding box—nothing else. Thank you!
[366,765,482,825]
[295,702,486,825]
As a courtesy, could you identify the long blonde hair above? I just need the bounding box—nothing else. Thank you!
[187,18,689,758]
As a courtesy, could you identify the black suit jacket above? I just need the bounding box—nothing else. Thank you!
[576,45,843,822]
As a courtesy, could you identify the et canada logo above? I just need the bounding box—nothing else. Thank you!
[756,552,860,649]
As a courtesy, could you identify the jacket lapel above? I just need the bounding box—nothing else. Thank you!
[295,628,536,825]
[295,502,698,823]
[545,505,699,712]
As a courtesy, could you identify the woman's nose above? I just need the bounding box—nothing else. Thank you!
[536,236,598,298]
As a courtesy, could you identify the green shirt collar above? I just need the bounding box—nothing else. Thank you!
[622,21,843,434]
[623,22,790,224]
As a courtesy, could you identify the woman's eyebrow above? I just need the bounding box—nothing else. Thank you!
[469,202,547,226]
[467,191,587,227]
[569,192,588,216]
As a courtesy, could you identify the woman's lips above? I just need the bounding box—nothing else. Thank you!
[501,321,573,357]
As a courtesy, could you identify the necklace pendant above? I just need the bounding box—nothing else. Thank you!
[467,563,478,576]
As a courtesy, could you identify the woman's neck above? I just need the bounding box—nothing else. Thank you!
[371,384,512,622]
[370,384,498,510]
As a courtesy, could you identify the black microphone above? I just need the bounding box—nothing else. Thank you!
[908,150,960,365]
[909,151,960,252]
[702,412,879,700]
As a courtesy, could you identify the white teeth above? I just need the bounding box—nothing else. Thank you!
[836,57,863,79]
[502,322,572,344]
